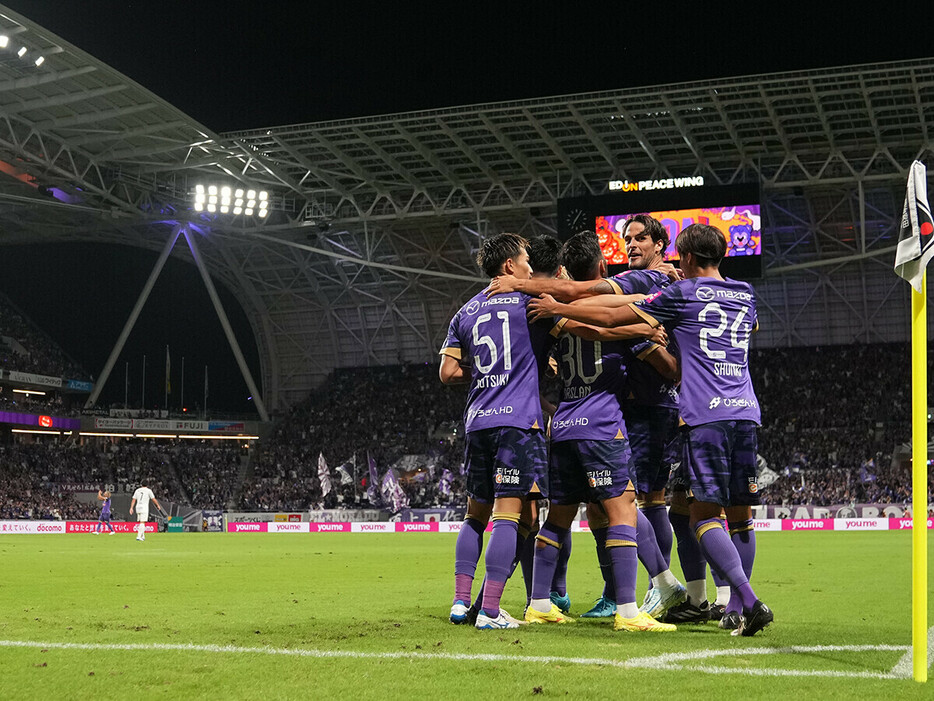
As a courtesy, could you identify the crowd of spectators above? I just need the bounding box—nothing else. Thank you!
[239,363,465,511]
[0,440,242,519]
[0,295,89,381]
[2,342,932,519]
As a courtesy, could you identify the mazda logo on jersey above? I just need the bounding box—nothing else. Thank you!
[465,301,480,315]
[696,286,715,302]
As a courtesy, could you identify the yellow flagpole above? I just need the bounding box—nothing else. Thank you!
[912,272,928,683]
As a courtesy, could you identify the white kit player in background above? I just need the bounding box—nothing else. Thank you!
[129,481,167,542]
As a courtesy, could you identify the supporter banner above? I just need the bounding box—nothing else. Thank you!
[49,483,99,493]
[203,510,224,532]
[351,522,395,533]
[267,522,310,533]
[398,508,465,522]
[65,521,157,534]
[66,379,94,392]
[310,522,351,533]
[0,521,65,534]
[8,371,63,388]
[753,503,927,519]
[209,421,246,432]
[307,509,385,523]
[227,522,268,533]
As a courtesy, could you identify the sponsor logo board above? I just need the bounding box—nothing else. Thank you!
[227,522,269,533]
[352,522,394,533]
[267,522,309,533]
[65,521,156,533]
[834,518,888,531]
[0,520,65,534]
[310,522,351,533]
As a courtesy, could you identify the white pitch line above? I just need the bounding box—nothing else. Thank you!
[889,627,934,678]
[0,640,912,680]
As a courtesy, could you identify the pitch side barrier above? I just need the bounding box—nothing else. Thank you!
[224,517,934,534]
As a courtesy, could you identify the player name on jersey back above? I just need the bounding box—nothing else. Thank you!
[441,291,553,433]
[634,277,760,427]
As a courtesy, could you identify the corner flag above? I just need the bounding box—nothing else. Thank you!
[893,159,930,684]
[894,161,934,291]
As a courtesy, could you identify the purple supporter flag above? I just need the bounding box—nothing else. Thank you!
[381,468,410,513]
[317,452,332,497]
[439,468,453,499]
[366,452,381,505]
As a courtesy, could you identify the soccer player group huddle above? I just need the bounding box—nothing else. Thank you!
[439,216,772,636]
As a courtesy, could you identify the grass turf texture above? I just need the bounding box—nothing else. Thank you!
[0,531,931,699]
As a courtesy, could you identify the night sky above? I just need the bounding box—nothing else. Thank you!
[0,1,930,413]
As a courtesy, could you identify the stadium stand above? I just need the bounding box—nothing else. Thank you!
[0,293,90,381]
[1,344,931,518]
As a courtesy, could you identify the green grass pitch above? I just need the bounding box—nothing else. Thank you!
[0,531,932,699]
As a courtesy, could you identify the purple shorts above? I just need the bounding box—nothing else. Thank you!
[624,403,680,494]
[464,426,547,503]
[681,420,760,507]
[548,438,634,506]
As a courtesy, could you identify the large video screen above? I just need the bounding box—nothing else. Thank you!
[558,183,762,279]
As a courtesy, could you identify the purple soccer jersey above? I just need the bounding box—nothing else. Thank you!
[632,277,760,427]
[550,321,628,442]
[609,269,678,409]
[441,291,554,433]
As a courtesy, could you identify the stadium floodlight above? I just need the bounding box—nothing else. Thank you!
[17,46,25,57]
[0,36,8,48]
[192,183,270,219]
[34,56,44,66]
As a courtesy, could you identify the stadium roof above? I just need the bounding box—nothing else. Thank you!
[0,3,932,411]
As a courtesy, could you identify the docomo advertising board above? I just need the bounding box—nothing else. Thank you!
[0,520,65,534]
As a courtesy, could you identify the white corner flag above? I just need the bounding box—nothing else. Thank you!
[894,161,934,291]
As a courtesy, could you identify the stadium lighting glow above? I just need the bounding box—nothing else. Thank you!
[11,428,60,435]
[17,46,25,57]
[135,433,177,439]
[0,36,8,48]
[79,432,129,438]
[13,389,46,396]
[192,184,270,218]
[34,56,44,67]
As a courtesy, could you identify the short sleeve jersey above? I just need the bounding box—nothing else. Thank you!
[550,319,627,442]
[609,269,678,409]
[632,277,760,427]
[100,498,111,517]
[440,291,554,433]
[132,487,155,510]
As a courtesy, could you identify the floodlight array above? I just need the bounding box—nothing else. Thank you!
[0,35,44,66]
[193,184,269,218]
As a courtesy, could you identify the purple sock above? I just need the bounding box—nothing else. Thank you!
[480,518,519,617]
[592,526,616,600]
[530,523,568,601]
[669,509,707,582]
[519,524,538,603]
[695,518,758,611]
[636,509,668,578]
[551,528,572,596]
[453,517,485,604]
[471,524,532,612]
[728,519,756,614]
[641,504,673,567]
[606,524,638,606]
